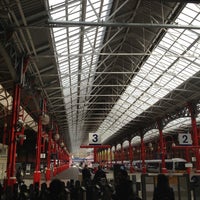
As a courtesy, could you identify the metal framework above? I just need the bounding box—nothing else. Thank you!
[1,1,200,156]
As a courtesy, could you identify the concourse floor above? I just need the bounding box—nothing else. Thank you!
[22,166,116,187]
[53,166,81,182]
[22,167,141,185]
[22,167,80,187]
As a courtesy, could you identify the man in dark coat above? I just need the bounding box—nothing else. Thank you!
[82,164,92,186]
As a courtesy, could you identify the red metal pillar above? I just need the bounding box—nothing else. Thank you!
[106,149,108,167]
[110,147,112,168]
[96,150,99,163]
[94,148,97,163]
[99,151,101,163]
[6,84,21,186]
[129,140,134,173]
[117,149,119,163]
[117,148,119,163]
[45,130,52,181]
[114,146,117,164]
[185,148,191,174]
[157,121,167,173]
[121,144,124,164]
[189,103,200,172]
[53,141,57,176]
[141,136,146,173]
[33,115,42,184]
[6,56,29,187]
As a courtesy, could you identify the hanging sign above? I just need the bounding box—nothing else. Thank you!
[178,133,192,145]
[89,133,101,145]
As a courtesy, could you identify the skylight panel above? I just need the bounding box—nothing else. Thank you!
[146,58,158,66]
[68,27,80,37]
[132,88,143,98]
[47,1,114,152]
[183,6,198,18]
[192,19,200,35]
[126,96,135,104]
[162,35,174,46]
[55,31,66,41]
[57,44,67,52]
[68,11,80,21]
[174,38,190,52]
[189,43,200,57]
[54,27,65,35]
[145,70,159,86]
[179,14,194,25]
[165,30,180,44]
[126,84,135,93]
[51,10,65,20]
[121,102,130,110]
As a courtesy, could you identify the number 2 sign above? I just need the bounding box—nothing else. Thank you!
[178,133,192,145]
[89,133,101,145]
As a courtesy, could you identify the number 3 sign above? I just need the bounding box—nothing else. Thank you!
[178,133,192,145]
[89,133,101,145]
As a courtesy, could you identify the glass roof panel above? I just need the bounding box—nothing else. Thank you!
[48,0,113,151]
[99,3,200,142]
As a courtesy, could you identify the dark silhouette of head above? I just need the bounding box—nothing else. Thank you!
[157,174,169,188]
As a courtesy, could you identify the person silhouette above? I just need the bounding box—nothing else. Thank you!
[153,174,175,200]
[81,164,92,186]
[93,165,107,185]
[112,168,139,200]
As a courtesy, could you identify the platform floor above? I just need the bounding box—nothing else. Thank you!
[22,166,115,187]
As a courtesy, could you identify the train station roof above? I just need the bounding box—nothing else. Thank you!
[1,0,200,156]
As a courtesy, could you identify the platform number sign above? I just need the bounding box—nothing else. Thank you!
[89,133,101,145]
[178,133,192,145]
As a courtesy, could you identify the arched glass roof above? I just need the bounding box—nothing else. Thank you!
[48,0,113,151]
[46,2,200,153]
[1,1,200,155]
[98,4,200,142]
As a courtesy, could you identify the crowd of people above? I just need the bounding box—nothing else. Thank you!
[81,164,143,200]
[0,179,84,200]
[0,164,175,200]
[81,163,175,200]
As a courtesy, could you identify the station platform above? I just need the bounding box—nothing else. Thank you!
[19,167,200,200]
[22,166,114,187]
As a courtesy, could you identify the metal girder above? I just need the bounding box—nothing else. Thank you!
[47,20,200,29]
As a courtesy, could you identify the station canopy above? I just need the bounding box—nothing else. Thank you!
[0,1,200,156]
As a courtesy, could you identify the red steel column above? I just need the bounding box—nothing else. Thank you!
[189,104,200,172]
[110,147,112,168]
[45,130,52,181]
[94,148,97,163]
[114,146,117,164]
[96,150,99,163]
[106,149,108,167]
[121,144,124,164]
[157,121,167,173]
[6,84,21,186]
[141,136,146,173]
[118,148,120,163]
[33,115,42,184]
[185,148,191,174]
[53,141,57,176]
[6,56,29,187]
[129,140,134,173]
